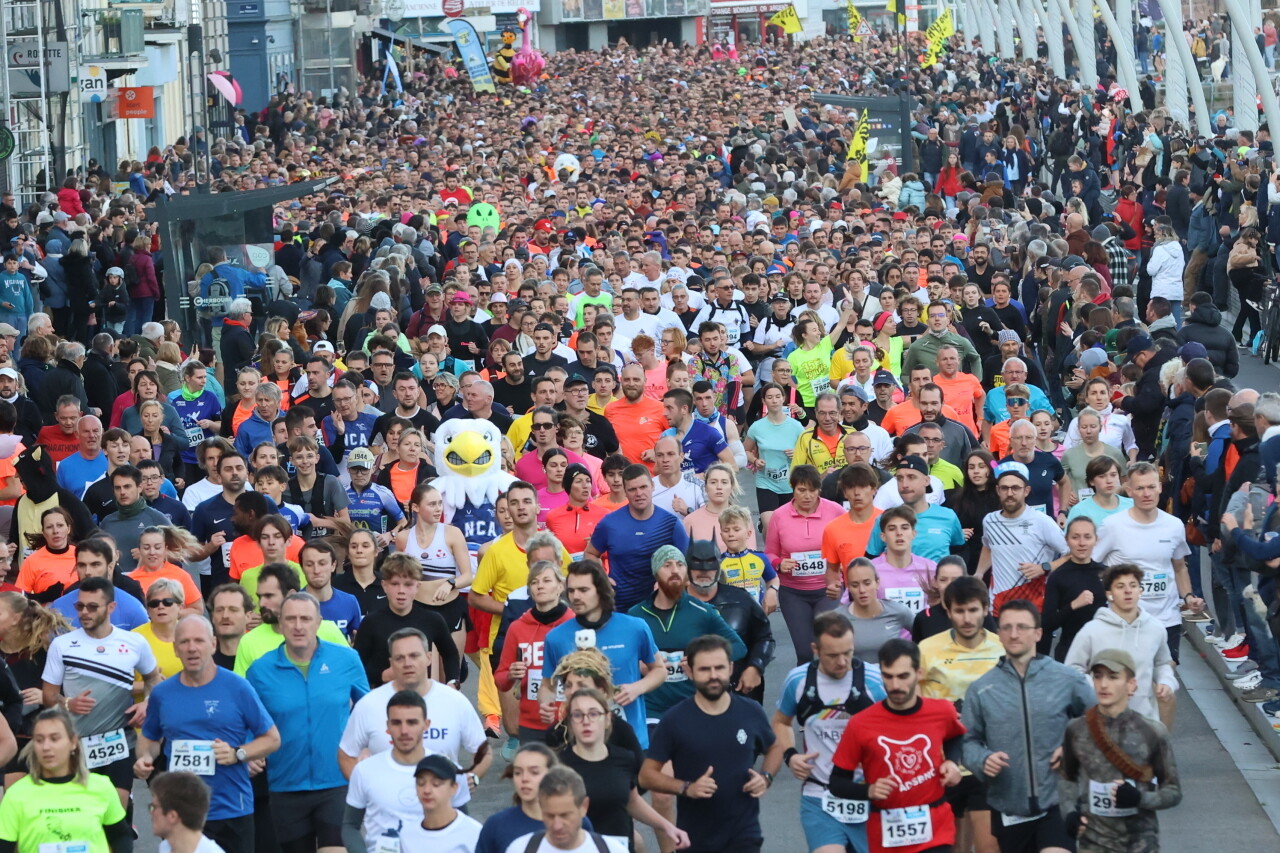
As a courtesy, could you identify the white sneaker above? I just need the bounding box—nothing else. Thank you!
[1209,632,1247,650]
[1233,670,1263,690]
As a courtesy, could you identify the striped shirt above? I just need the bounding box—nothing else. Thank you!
[43,626,158,745]
[981,508,1068,595]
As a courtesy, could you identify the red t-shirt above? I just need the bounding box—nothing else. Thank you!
[832,697,966,853]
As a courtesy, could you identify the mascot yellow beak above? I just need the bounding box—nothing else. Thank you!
[444,429,495,479]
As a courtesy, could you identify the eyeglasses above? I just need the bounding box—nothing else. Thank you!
[147,598,177,608]
[569,709,606,722]
[999,623,1038,634]
[1006,397,1029,406]
[73,602,102,612]
[532,422,555,430]
[848,445,872,453]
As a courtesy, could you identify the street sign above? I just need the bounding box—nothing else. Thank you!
[8,41,71,96]
[80,65,109,103]
[116,86,155,119]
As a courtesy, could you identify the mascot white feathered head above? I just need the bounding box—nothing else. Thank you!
[433,419,515,513]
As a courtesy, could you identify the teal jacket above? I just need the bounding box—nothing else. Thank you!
[628,592,747,718]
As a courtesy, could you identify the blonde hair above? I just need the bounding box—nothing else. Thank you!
[23,708,89,786]
[0,592,69,657]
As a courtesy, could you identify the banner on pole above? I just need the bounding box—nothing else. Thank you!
[441,17,496,93]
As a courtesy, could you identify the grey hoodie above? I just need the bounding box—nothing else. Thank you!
[962,655,1096,816]
[1064,606,1176,723]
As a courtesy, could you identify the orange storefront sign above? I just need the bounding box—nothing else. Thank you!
[116,86,155,119]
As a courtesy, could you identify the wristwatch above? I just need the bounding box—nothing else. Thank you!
[235,747,249,763]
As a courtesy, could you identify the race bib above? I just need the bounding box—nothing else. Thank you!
[373,834,400,853]
[170,739,216,776]
[457,359,476,372]
[1001,810,1046,827]
[881,805,933,848]
[1141,572,1170,599]
[725,326,741,345]
[83,728,128,769]
[1089,780,1138,817]
[663,650,687,682]
[39,844,89,853]
[570,552,585,562]
[791,551,826,577]
[185,424,206,447]
[822,791,869,824]
[810,376,831,397]
[526,675,543,702]
[765,465,789,482]
[884,587,925,612]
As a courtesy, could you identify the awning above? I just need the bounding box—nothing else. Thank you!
[369,27,454,54]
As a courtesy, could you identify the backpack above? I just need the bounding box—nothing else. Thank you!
[199,276,232,320]
[792,658,874,727]
[523,831,610,853]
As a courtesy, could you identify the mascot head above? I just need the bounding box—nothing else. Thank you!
[501,27,517,46]
[435,419,503,480]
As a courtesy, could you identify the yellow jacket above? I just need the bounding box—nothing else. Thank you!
[791,424,851,475]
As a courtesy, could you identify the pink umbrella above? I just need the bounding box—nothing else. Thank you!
[207,71,242,106]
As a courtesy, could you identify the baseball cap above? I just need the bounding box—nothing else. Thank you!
[1124,334,1155,359]
[0,323,20,337]
[1060,256,1087,271]
[312,341,336,354]
[450,292,474,305]
[488,292,508,305]
[0,368,16,380]
[1178,341,1208,362]
[534,219,554,233]
[426,324,448,338]
[414,754,461,780]
[769,292,791,303]
[994,460,1031,483]
[425,284,443,295]
[1078,347,1110,373]
[839,382,871,402]
[1089,648,1137,675]
[345,447,376,469]
[898,455,931,478]
[106,266,125,279]
[872,369,898,386]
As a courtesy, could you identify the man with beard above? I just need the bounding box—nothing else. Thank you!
[976,461,1067,615]
[685,540,775,703]
[903,384,976,469]
[629,545,747,725]
[640,634,782,853]
[191,452,252,592]
[208,583,254,670]
[829,638,966,853]
[232,562,349,675]
[540,560,667,749]
[605,363,668,473]
[559,377,618,459]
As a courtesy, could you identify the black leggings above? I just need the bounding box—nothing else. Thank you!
[1234,295,1262,343]
[778,585,839,665]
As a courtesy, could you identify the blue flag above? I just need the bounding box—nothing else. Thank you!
[442,18,495,94]
[384,47,403,92]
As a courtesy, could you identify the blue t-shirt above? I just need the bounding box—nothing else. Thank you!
[346,483,404,535]
[141,668,275,820]
[1000,451,1066,516]
[147,494,190,528]
[56,452,108,499]
[663,419,729,475]
[474,806,593,853]
[319,588,363,638]
[589,506,689,610]
[542,614,659,748]
[52,587,148,630]
[322,412,378,462]
[865,503,965,563]
[168,388,223,464]
[452,497,500,559]
[192,494,238,582]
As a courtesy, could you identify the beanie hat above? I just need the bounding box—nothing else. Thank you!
[651,545,686,577]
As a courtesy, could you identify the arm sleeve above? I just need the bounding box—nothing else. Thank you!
[428,612,461,683]
[706,609,748,662]
[104,818,134,853]
[341,805,368,853]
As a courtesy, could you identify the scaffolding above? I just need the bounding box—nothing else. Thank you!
[0,0,54,206]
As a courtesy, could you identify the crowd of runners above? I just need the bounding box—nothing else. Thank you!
[0,16,1275,853]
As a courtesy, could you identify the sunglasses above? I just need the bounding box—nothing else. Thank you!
[148,598,178,608]
[73,602,103,612]
[1006,397,1029,406]
[532,422,555,430]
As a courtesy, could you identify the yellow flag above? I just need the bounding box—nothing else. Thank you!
[768,5,803,34]
[845,109,870,168]
[847,2,862,36]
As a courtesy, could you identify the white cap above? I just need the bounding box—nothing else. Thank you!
[427,324,447,337]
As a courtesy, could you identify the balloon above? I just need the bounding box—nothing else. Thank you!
[467,203,500,233]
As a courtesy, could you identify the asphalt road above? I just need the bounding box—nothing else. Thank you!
[126,345,1280,852]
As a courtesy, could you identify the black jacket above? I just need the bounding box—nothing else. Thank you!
[1179,303,1239,378]
[1119,346,1178,460]
[697,584,775,702]
[81,349,119,418]
[36,360,89,423]
[1167,184,1192,239]
[219,321,255,376]
[6,395,42,446]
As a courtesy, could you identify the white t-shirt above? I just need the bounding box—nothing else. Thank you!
[181,478,223,511]
[1093,509,1191,627]
[345,749,422,849]
[873,476,945,510]
[505,832,629,853]
[614,313,661,343]
[652,474,706,517]
[791,302,841,331]
[981,508,1069,595]
[160,838,225,853]
[338,681,486,807]
[399,811,482,852]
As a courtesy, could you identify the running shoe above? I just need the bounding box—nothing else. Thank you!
[1243,685,1279,703]
[1209,632,1247,650]
[1231,660,1260,675]
[501,736,519,762]
[1222,642,1252,659]
[1232,670,1263,690]
[1261,698,1280,718]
